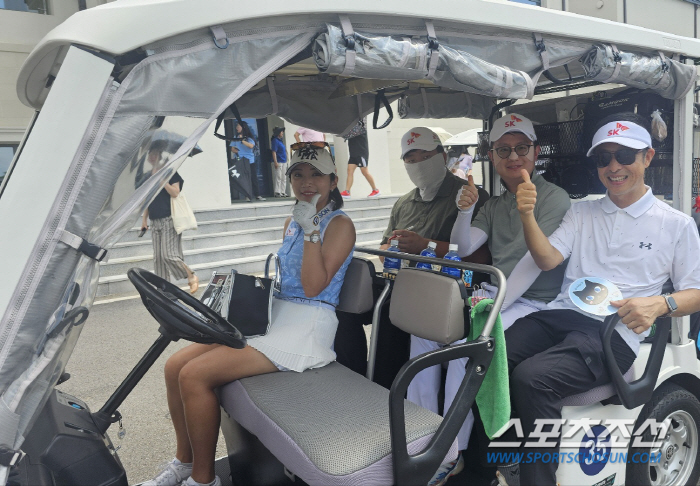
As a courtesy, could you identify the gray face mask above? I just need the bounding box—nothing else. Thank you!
[404,153,447,201]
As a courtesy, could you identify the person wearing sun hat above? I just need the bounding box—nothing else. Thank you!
[507,112,700,486]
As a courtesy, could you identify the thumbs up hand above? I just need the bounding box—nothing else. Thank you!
[516,169,537,216]
[456,175,479,212]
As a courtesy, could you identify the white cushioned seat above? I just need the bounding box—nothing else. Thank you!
[561,367,636,406]
[219,362,458,486]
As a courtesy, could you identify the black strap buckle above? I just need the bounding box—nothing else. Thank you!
[78,239,107,262]
[0,445,24,467]
[535,39,546,53]
[428,36,439,51]
[344,34,356,50]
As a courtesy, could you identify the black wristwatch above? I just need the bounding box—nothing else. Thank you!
[663,293,678,316]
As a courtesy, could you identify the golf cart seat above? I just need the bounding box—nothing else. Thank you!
[561,367,635,406]
[219,262,471,486]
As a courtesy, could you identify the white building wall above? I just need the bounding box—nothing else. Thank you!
[0,1,92,141]
[544,0,699,36]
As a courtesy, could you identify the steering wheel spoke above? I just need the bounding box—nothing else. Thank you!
[128,268,246,349]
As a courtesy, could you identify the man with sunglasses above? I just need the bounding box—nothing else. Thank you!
[509,114,700,486]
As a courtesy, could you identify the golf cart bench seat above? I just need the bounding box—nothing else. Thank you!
[561,367,635,406]
[219,260,466,486]
[219,363,455,485]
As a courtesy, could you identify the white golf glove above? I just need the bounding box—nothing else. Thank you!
[292,194,322,235]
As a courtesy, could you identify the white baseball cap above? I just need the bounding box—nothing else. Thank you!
[489,114,537,143]
[586,121,652,156]
[400,127,443,159]
[286,145,337,175]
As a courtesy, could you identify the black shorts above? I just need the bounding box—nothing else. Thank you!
[348,155,368,167]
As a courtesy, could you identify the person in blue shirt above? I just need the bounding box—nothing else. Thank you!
[270,126,288,197]
[143,145,355,486]
[230,121,265,201]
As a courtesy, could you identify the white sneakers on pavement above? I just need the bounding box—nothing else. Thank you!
[141,459,192,486]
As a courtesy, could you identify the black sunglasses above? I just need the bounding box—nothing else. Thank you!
[590,148,645,168]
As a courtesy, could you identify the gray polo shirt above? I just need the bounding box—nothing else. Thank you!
[472,171,571,302]
[382,171,489,246]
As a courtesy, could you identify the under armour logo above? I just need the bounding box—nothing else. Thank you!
[229,167,240,178]
[639,242,652,250]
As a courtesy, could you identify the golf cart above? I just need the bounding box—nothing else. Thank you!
[1,1,700,485]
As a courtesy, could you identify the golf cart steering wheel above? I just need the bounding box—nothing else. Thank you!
[127,268,246,349]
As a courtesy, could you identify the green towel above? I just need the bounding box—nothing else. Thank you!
[468,299,511,440]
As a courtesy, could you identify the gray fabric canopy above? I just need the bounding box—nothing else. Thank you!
[581,44,696,100]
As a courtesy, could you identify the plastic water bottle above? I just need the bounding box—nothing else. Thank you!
[383,239,402,279]
[416,241,438,270]
[442,244,462,279]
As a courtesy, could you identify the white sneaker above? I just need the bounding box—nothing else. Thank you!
[183,475,222,486]
[141,460,192,486]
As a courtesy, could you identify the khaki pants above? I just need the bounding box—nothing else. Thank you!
[272,163,286,195]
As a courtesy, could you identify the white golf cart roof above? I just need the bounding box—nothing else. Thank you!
[2,2,700,484]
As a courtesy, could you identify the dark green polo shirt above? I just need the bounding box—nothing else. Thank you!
[382,171,488,245]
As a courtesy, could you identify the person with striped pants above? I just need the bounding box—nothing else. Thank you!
[141,142,199,293]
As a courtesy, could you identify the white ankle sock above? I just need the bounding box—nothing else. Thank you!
[184,477,216,486]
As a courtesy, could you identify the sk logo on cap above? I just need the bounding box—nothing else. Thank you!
[505,114,523,128]
[607,123,629,137]
[406,131,422,145]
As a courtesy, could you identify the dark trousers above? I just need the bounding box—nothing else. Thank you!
[249,158,261,198]
[228,156,253,200]
[505,309,636,486]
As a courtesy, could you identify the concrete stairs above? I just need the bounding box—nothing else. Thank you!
[97,195,398,299]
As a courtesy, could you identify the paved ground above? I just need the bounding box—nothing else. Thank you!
[56,296,229,485]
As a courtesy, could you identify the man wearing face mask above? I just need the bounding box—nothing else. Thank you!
[380,127,490,256]
[365,127,490,393]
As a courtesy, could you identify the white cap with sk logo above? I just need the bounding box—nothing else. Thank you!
[489,113,537,143]
[400,127,443,159]
[586,121,652,156]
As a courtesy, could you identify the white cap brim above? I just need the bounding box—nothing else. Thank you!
[285,160,336,176]
[586,137,649,156]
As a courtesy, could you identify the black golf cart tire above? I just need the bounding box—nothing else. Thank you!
[626,382,700,486]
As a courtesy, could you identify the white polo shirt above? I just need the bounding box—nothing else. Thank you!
[546,187,700,354]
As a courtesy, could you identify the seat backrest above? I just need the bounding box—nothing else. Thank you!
[336,257,375,314]
[389,268,467,345]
